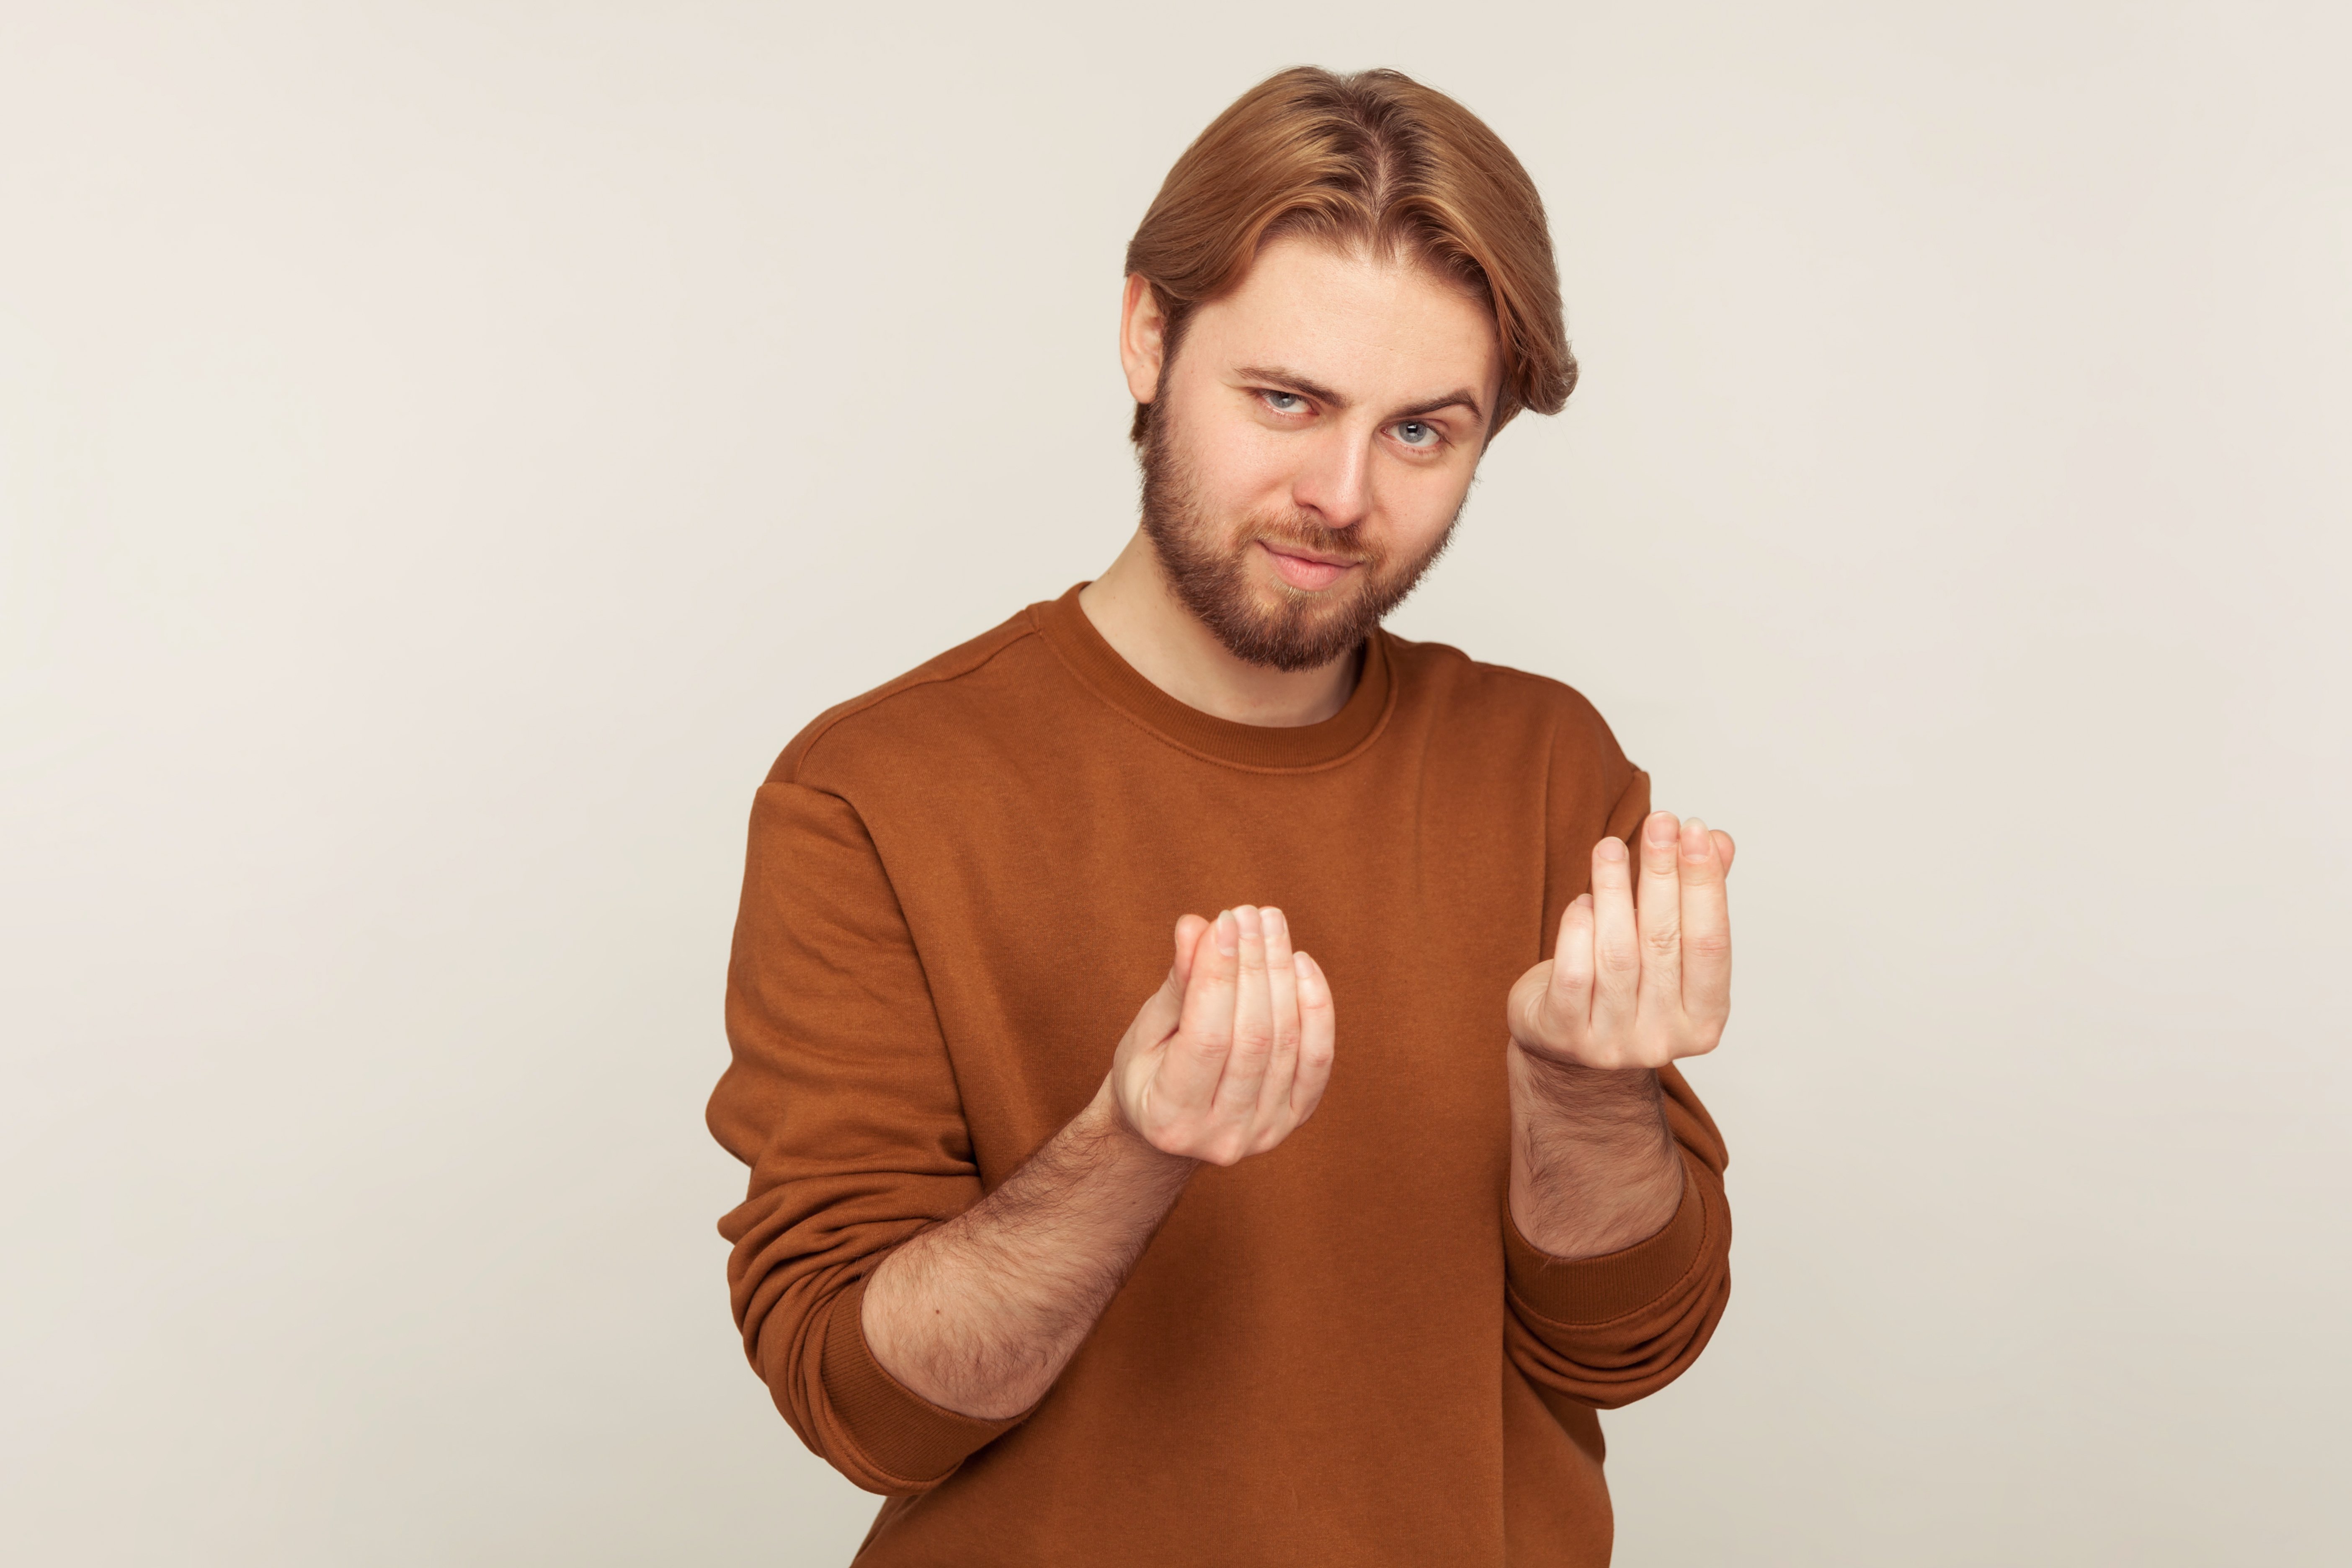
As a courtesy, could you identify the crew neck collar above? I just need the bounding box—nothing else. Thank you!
[1031,582,1396,773]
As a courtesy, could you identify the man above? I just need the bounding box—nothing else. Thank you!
[709,66,1735,1566]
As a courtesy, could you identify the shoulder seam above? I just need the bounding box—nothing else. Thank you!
[1463,658,1599,713]
[1386,632,1568,690]
[784,619,1043,784]
[1396,638,1592,706]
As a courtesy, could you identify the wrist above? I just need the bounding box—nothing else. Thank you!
[1087,1075,1200,1174]
[1505,1046,1685,1258]
[1507,1045,1676,1162]
[1509,1038,1661,1102]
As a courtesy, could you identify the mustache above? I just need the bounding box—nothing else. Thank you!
[1249,516,1381,567]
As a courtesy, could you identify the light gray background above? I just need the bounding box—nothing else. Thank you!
[4,2,2346,1563]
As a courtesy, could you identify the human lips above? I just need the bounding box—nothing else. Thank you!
[1257,539,1362,591]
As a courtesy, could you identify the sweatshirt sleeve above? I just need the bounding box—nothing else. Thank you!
[1502,1065,1733,1406]
[706,779,1025,1495]
[1503,756,1733,1406]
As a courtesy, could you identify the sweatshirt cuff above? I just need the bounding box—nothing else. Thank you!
[818,1272,1028,1487]
[1504,1148,1709,1326]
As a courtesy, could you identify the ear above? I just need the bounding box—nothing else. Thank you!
[1119,273,1168,406]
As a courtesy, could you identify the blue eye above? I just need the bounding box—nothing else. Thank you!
[1264,391,1306,413]
[1395,420,1436,447]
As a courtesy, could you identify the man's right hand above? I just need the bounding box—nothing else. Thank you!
[1108,907,1336,1167]
[865,906,1336,1419]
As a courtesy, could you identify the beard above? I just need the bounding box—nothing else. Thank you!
[1137,407,1463,674]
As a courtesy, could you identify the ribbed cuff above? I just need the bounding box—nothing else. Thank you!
[1504,1148,1710,1325]
[818,1273,1029,1487]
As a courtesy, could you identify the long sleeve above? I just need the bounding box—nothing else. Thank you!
[1504,754,1735,1406]
[707,779,1026,1495]
[1501,1065,1733,1406]
[702,613,1741,1559]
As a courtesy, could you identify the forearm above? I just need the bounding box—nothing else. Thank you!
[861,1076,1197,1420]
[1506,1044,1685,1259]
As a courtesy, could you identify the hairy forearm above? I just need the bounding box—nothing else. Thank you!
[1506,1045,1685,1260]
[861,1077,1197,1420]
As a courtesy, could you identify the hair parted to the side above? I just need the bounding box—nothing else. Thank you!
[1124,66,1574,446]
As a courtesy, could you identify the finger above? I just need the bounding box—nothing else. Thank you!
[1212,905,1276,1123]
[1253,907,1302,1140]
[1711,828,1736,877]
[1589,835,1641,1051]
[1288,951,1336,1122]
[1678,818,1732,1029]
[1546,892,1596,1036]
[1634,811,1685,1014]
[1161,910,1237,1109]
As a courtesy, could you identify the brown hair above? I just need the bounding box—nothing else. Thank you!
[1124,66,1574,446]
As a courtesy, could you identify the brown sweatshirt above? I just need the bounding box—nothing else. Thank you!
[709,584,1731,1566]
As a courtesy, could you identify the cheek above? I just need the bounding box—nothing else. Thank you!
[1373,465,1473,550]
[1187,424,1302,516]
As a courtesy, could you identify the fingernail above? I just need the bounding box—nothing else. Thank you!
[1597,838,1627,863]
[1264,907,1286,938]
[1215,910,1238,953]
[1234,905,1263,941]
[1681,817,1710,857]
[1645,812,1677,846]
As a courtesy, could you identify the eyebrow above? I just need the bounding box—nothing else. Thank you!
[1235,364,1485,427]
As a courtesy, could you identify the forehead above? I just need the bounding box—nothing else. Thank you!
[1185,235,1501,398]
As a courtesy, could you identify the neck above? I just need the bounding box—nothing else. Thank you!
[1078,530,1362,727]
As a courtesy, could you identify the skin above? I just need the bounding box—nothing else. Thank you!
[861,907,1332,1420]
[1084,238,1500,725]
[861,236,1735,1421]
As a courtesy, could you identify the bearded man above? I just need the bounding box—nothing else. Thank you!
[709,66,1736,1567]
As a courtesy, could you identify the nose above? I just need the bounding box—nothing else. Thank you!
[1290,427,1374,531]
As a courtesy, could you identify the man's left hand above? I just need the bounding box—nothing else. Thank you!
[1506,811,1736,1070]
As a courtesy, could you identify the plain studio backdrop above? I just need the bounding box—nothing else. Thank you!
[4,2,2347,1563]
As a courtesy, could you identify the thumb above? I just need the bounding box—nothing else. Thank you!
[1169,913,1210,996]
[1506,959,1555,1044]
